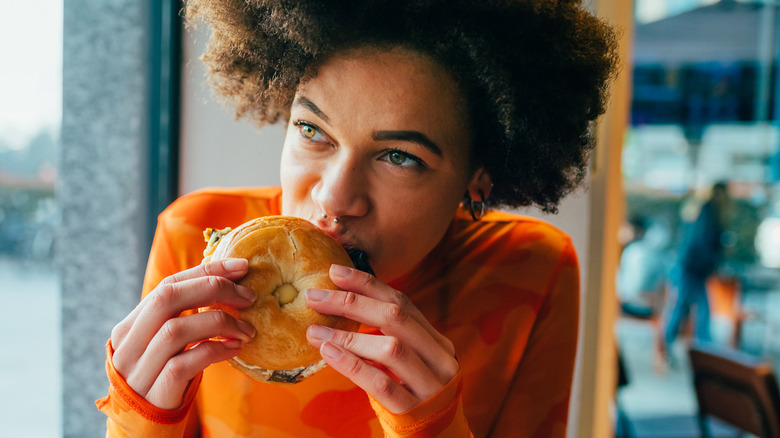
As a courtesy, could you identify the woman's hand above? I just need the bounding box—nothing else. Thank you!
[305,264,459,414]
[110,259,257,410]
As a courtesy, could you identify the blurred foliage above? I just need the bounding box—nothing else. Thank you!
[0,186,57,260]
[0,128,58,260]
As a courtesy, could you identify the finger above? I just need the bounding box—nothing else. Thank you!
[144,339,243,410]
[319,341,418,414]
[329,264,456,356]
[111,258,249,348]
[113,274,255,376]
[308,326,442,399]
[304,287,459,381]
[128,310,256,395]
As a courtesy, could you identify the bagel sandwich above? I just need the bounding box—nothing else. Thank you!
[201,216,361,383]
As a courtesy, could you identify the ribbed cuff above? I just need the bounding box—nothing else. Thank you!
[368,371,464,436]
[96,339,202,425]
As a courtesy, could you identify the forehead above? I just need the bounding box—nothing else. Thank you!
[295,46,471,144]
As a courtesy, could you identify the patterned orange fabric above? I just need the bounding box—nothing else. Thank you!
[97,186,580,437]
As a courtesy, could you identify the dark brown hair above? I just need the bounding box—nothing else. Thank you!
[186,0,619,212]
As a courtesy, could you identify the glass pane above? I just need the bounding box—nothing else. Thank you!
[616,0,780,435]
[0,2,62,437]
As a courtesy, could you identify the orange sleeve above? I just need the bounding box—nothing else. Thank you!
[367,371,472,438]
[487,239,580,437]
[96,340,200,438]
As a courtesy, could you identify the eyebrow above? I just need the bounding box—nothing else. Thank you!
[372,130,443,157]
[293,95,443,157]
[292,96,330,124]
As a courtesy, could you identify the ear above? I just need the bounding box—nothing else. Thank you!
[467,168,492,201]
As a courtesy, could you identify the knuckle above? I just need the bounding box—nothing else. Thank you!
[160,272,180,286]
[163,356,187,383]
[391,291,411,308]
[342,331,359,351]
[159,319,183,343]
[208,309,230,327]
[346,356,364,376]
[372,374,396,398]
[206,275,222,291]
[202,261,218,277]
[110,322,127,345]
[442,339,456,356]
[381,337,405,362]
[359,272,376,289]
[384,303,407,324]
[443,356,460,377]
[111,348,128,373]
[149,283,177,310]
[342,291,357,307]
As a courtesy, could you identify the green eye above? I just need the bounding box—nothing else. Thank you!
[389,151,407,165]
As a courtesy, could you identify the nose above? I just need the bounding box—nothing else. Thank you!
[312,154,370,220]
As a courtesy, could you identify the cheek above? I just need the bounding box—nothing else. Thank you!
[374,184,463,258]
[280,143,316,214]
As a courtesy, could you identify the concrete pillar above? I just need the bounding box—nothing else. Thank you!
[60,1,149,436]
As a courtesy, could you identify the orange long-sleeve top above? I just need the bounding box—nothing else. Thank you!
[97,186,580,438]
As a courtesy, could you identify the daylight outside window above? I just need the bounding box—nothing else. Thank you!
[0,2,63,437]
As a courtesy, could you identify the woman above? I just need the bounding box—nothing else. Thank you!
[98,1,618,436]
[663,182,731,351]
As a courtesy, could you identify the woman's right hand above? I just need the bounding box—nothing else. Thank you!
[110,258,257,409]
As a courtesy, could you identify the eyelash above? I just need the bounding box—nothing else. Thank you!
[293,120,328,143]
[380,149,426,170]
[292,120,428,170]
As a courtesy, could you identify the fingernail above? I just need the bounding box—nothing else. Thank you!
[330,264,353,279]
[236,285,257,302]
[307,324,333,341]
[306,288,331,302]
[237,320,256,339]
[321,342,343,360]
[222,339,242,349]
[223,258,248,272]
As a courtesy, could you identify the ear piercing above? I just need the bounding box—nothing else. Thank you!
[333,217,340,224]
[321,213,328,219]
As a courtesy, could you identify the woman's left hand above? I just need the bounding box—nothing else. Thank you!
[305,264,460,414]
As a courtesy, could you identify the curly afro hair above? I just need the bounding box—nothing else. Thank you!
[186,0,619,213]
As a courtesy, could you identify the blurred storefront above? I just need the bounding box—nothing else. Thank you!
[616,0,780,435]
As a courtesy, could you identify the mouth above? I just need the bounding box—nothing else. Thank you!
[346,248,375,276]
[310,217,375,276]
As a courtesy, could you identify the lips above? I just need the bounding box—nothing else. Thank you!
[312,220,356,250]
[310,217,374,275]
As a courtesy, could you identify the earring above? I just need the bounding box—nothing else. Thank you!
[333,217,340,224]
[321,212,328,219]
[468,190,486,221]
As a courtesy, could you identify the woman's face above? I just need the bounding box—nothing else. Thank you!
[280,47,484,282]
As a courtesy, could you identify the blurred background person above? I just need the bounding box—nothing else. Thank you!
[617,215,670,319]
[662,181,732,357]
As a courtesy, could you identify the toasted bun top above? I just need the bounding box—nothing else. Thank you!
[203,216,357,371]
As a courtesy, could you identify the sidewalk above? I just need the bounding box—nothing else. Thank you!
[0,257,61,437]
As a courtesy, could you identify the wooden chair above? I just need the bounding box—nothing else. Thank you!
[689,343,780,438]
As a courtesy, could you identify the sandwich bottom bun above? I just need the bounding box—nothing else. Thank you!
[201,216,359,383]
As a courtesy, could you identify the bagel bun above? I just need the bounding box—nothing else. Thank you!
[201,216,359,383]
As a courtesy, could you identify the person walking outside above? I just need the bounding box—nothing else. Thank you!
[663,182,732,358]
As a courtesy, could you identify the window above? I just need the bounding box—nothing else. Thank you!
[616,0,780,435]
[0,1,63,436]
